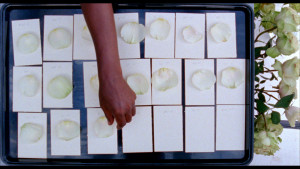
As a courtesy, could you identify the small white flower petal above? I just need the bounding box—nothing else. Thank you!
[149,18,170,40]
[17,33,40,54]
[19,123,43,144]
[221,67,244,89]
[47,75,73,99]
[48,28,72,49]
[18,74,40,97]
[121,22,146,44]
[182,26,202,43]
[90,74,99,93]
[127,74,149,95]
[93,116,116,138]
[192,69,216,91]
[210,23,231,43]
[82,25,93,42]
[152,68,178,92]
[55,120,80,141]
[284,106,300,127]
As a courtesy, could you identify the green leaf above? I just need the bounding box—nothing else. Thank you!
[289,3,300,13]
[266,46,281,58]
[274,93,295,108]
[254,3,261,13]
[278,136,282,143]
[260,80,266,84]
[265,37,274,49]
[259,60,265,68]
[255,62,260,75]
[260,11,279,30]
[254,4,262,18]
[258,92,266,102]
[260,3,275,14]
[271,111,281,124]
[255,77,260,82]
[255,84,259,88]
[255,99,269,114]
[255,47,265,59]
[255,61,264,75]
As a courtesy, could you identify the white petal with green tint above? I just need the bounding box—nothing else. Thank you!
[47,75,72,99]
[19,123,43,144]
[121,22,146,44]
[182,26,202,43]
[152,68,178,91]
[90,75,99,92]
[221,67,244,89]
[93,116,116,138]
[81,25,93,42]
[17,33,40,54]
[210,23,231,43]
[48,28,72,49]
[192,69,216,91]
[149,18,170,40]
[127,74,149,95]
[18,74,40,97]
[55,120,80,141]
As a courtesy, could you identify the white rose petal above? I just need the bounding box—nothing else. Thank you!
[93,116,116,138]
[127,74,149,95]
[55,120,80,141]
[90,75,99,92]
[192,69,216,91]
[182,26,203,43]
[149,18,170,40]
[82,25,93,42]
[221,67,244,89]
[279,80,297,99]
[17,33,40,54]
[282,57,300,82]
[284,106,300,127]
[48,28,72,49]
[18,74,40,97]
[47,75,73,99]
[19,123,43,144]
[152,68,178,92]
[121,22,146,44]
[210,23,231,43]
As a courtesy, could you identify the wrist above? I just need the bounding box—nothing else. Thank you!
[98,67,123,84]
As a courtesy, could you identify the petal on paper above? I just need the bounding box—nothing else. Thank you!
[152,68,178,91]
[149,18,170,40]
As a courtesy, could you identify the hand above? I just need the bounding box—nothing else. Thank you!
[99,74,136,130]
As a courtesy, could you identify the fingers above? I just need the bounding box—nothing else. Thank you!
[115,106,135,129]
[102,106,114,125]
[125,113,132,123]
[115,113,127,130]
[131,106,136,117]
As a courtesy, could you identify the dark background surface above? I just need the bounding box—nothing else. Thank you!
[0,3,254,165]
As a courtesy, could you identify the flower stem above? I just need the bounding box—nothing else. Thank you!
[263,91,279,101]
[255,89,279,92]
[262,113,268,131]
[254,27,277,43]
[263,70,277,73]
[264,90,279,92]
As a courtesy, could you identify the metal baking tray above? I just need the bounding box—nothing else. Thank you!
[0,3,254,166]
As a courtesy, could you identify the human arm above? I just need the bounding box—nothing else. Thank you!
[81,3,136,129]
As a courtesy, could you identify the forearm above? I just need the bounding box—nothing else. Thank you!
[81,3,122,83]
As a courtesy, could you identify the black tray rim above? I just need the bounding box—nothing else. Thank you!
[0,3,254,166]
